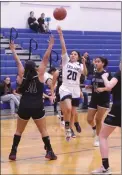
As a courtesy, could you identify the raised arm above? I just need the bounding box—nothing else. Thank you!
[57,26,67,55]
[9,42,24,79]
[38,35,54,79]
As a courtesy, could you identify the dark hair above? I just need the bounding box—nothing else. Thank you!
[70,50,81,62]
[19,60,37,94]
[97,57,108,68]
[30,11,34,15]
[45,78,52,84]
[48,67,57,74]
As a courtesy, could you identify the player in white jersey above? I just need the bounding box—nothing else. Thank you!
[57,26,87,141]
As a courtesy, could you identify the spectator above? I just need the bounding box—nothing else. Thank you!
[43,78,57,114]
[43,78,54,105]
[80,76,88,110]
[0,77,20,116]
[12,75,22,101]
[48,67,57,76]
[28,11,39,33]
[38,13,50,33]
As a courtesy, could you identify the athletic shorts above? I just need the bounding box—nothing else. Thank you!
[104,104,121,127]
[17,107,45,120]
[56,93,60,103]
[89,96,110,110]
[59,84,80,107]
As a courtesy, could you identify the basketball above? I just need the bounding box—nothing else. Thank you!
[53,7,67,20]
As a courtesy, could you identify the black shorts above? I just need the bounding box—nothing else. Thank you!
[17,107,45,120]
[56,93,60,103]
[89,96,109,109]
[104,104,121,127]
[61,95,80,107]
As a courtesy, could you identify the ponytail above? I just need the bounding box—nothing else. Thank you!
[18,70,36,94]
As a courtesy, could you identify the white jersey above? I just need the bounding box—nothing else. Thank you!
[62,53,83,87]
[44,72,53,83]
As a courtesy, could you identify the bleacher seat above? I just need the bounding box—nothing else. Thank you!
[0,28,120,109]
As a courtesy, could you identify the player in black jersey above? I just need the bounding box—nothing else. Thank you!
[87,57,111,147]
[8,37,57,161]
[92,62,121,174]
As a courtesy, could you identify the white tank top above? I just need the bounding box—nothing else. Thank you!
[62,53,83,87]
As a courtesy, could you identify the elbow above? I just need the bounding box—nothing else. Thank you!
[106,86,112,91]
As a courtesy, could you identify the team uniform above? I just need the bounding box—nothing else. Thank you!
[59,53,83,107]
[104,71,121,127]
[89,70,111,109]
[55,69,62,102]
[18,75,45,120]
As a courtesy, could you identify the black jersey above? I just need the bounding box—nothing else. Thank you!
[112,71,121,104]
[91,70,111,103]
[20,75,44,108]
[56,69,62,95]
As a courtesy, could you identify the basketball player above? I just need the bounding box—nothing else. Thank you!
[9,36,57,161]
[57,26,87,141]
[51,64,82,137]
[92,62,121,174]
[87,57,111,147]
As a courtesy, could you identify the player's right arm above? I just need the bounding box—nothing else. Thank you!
[9,41,24,80]
[57,26,69,65]
[38,35,54,82]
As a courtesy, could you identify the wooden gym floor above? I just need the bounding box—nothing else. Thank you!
[1,112,121,174]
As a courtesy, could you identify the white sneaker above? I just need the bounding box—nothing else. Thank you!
[56,114,60,119]
[92,129,96,137]
[61,120,65,126]
[65,128,72,141]
[94,136,99,147]
[91,166,111,174]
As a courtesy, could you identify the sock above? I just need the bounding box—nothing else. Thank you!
[65,121,70,129]
[92,126,96,130]
[74,122,79,126]
[102,158,109,170]
[61,111,63,116]
[61,117,63,121]
[54,101,57,112]
[42,136,52,151]
[11,134,21,152]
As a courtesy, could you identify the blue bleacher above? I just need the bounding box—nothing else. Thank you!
[0,28,120,109]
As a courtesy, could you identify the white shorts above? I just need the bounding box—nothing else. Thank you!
[59,84,80,100]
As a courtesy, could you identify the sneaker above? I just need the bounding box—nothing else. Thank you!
[71,129,76,138]
[56,114,61,119]
[74,122,81,133]
[9,150,16,161]
[61,120,65,126]
[92,129,96,137]
[82,105,88,110]
[94,136,99,147]
[65,128,72,141]
[91,166,111,174]
[45,150,57,160]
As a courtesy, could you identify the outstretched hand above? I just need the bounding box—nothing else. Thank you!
[57,26,62,35]
[9,41,16,51]
[82,56,86,64]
